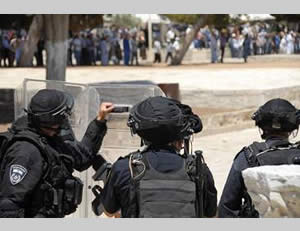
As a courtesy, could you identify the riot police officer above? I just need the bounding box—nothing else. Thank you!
[218,98,300,218]
[100,96,217,218]
[0,89,113,217]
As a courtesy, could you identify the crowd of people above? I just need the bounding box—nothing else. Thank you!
[193,23,300,63]
[67,27,148,67]
[1,22,300,67]
[0,29,26,67]
[0,27,148,67]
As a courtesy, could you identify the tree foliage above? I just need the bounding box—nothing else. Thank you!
[111,14,142,28]
[69,14,104,32]
[271,14,300,22]
[0,14,105,32]
[164,14,230,29]
[0,14,33,30]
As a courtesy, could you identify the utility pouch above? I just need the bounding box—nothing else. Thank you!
[39,181,61,217]
[91,185,105,216]
[63,176,83,215]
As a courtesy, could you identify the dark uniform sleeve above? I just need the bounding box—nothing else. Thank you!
[218,151,249,218]
[201,164,217,217]
[101,163,122,214]
[60,119,108,172]
[0,141,44,218]
[101,159,131,214]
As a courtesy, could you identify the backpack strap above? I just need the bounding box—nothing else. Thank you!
[243,140,293,167]
[243,142,268,167]
[128,151,146,181]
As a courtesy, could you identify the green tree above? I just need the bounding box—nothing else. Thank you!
[163,14,230,65]
[111,14,142,28]
[271,14,300,22]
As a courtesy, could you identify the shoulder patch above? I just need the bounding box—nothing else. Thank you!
[10,164,28,185]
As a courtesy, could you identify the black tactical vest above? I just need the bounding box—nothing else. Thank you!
[0,129,83,218]
[244,140,300,167]
[125,152,197,218]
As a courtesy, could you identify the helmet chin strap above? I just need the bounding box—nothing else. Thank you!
[183,136,190,157]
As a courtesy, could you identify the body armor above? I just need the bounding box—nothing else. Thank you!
[124,152,197,218]
[0,129,83,218]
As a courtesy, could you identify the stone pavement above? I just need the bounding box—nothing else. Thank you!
[1,63,300,91]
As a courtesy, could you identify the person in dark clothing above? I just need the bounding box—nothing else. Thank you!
[2,35,12,67]
[243,34,251,63]
[34,39,44,67]
[101,96,217,218]
[123,33,130,66]
[218,98,300,218]
[220,30,227,63]
[81,34,88,66]
[0,89,114,218]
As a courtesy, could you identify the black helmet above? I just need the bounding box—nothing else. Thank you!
[26,89,74,128]
[252,98,300,133]
[127,96,202,145]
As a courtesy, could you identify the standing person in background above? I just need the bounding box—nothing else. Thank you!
[10,34,24,67]
[100,35,109,66]
[0,32,3,67]
[264,34,273,54]
[220,30,227,63]
[130,35,139,66]
[110,37,121,65]
[210,32,218,63]
[243,33,251,63]
[95,34,101,64]
[252,33,258,55]
[67,31,73,66]
[2,35,12,67]
[295,33,300,54]
[173,37,180,54]
[87,34,95,66]
[153,39,161,63]
[72,34,82,66]
[165,39,174,64]
[34,39,44,67]
[81,34,88,65]
[273,32,281,54]
[123,33,130,66]
[286,31,295,54]
[280,32,288,54]
[138,35,147,60]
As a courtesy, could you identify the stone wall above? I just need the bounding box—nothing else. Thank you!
[242,165,300,218]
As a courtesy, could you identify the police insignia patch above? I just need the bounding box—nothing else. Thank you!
[10,164,28,185]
